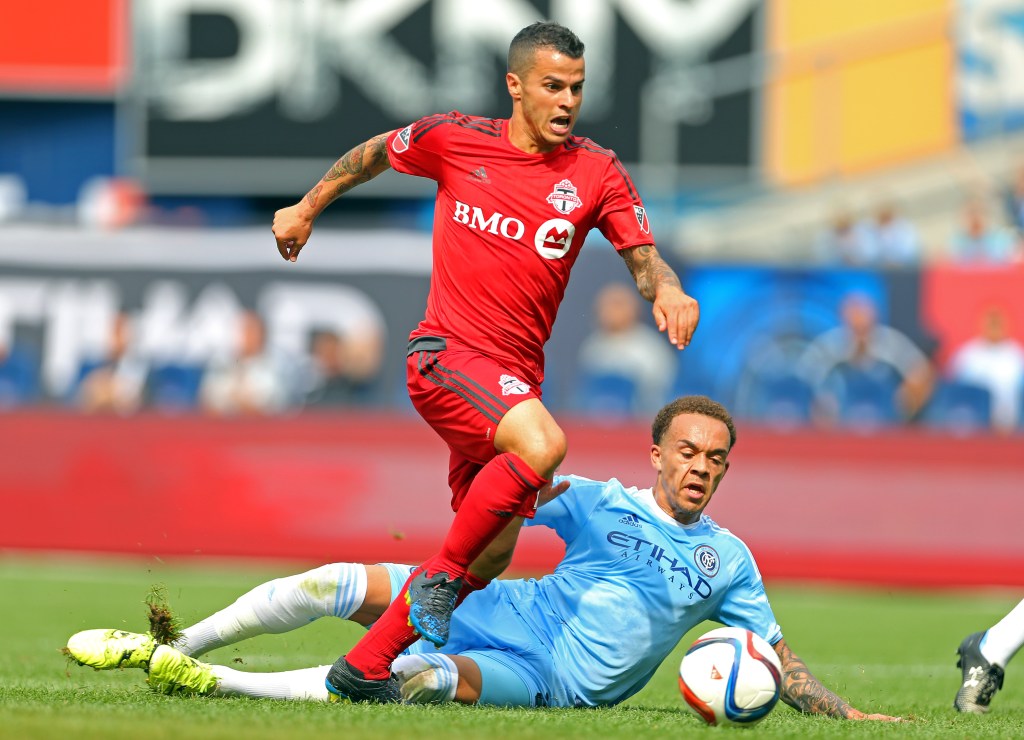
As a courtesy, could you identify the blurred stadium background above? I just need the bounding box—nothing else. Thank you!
[1,0,1023,587]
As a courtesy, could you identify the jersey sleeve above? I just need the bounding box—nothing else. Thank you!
[594,154,653,251]
[386,112,455,182]
[526,474,604,543]
[712,539,783,646]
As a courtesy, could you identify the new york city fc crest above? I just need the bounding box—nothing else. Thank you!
[694,545,720,578]
[546,179,583,214]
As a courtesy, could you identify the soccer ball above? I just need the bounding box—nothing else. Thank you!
[678,626,782,726]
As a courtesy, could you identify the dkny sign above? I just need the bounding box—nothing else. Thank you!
[134,0,758,195]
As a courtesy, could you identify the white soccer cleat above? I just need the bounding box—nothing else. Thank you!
[66,629,157,670]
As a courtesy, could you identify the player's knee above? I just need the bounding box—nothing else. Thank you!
[392,654,459,704]
[512,427,567,479]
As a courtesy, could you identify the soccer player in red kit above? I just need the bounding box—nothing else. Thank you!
[272,21,700,702]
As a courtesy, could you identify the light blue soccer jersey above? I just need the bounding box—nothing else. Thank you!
[431,474,782,707]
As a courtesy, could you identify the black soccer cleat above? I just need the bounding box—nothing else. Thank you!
[954,631,1005,713]
[325,657,401,704]
[406,570,463,648]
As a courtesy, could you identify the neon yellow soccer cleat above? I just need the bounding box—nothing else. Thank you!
[146,645,218,695]
[66,629,157,670]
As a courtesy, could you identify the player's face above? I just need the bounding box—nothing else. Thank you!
[651,413,731,525]
[506,47,585,153]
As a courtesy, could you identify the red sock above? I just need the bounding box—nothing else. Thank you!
[428,453,548,578]
[346,569,491,679]
[344,568,422,680]
[345,454,547,680]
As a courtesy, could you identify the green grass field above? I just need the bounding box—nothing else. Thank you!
[0,553,1020,739]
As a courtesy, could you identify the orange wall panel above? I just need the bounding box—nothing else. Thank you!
[773,0,951,47]
[836,42,955,174]
[765,0,955,187]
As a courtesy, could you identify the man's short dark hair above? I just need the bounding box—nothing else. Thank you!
[507,21,585,75]
[651,396,737,451]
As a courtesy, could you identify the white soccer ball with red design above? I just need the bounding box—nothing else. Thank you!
[678,626,782,726]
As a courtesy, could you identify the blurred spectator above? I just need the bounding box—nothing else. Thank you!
[815,207,874,265]
[200,311,291,416]
[950,199,1019,264]
[797,293,935,427]
[303,328,385,407]
[0,332,39,408]
[77,177,147,230]
[75,312,148,415]
[1002,163,1024,234]
[0,174,27,223]
[863,200,920,266]
[948,307,1024,433]
[575,282,676,417]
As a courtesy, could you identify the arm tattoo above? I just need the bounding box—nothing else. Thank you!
[304,183,323,208]
[308,133,391,209]
[776,641,855,719]
[621,244,682,302]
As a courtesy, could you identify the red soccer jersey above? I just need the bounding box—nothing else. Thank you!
[388,111,653,387]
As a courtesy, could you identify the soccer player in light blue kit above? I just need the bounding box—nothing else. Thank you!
[66,396,898,721]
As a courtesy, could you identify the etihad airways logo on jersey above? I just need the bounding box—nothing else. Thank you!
[392,125,412,153]
[607,530,713,599]
[451,201,575,260]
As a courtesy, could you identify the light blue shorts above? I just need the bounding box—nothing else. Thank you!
[378,562,560,707]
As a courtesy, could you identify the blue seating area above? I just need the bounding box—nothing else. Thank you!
[146,364,204,412]
[923,380,993,433]
[0,346,39,408]
[831,365,901,429]
[735,372,814,428]
[574,371,639,420]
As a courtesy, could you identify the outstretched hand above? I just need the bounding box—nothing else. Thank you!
[652,286,700,349]
[537,479,570,507]
[272,203,314,262]
[843,708,903,722]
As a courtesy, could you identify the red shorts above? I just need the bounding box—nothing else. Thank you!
[406,336,541,512]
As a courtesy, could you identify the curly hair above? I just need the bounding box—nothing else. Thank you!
[651,396,737,450]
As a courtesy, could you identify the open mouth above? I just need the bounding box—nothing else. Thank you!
[550,116,572,134]
[683,482,706,498]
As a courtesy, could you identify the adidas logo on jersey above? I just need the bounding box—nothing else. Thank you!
[467,166,490,183]
[618,513,642,528]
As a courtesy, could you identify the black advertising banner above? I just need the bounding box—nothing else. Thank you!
[134,0,759,195]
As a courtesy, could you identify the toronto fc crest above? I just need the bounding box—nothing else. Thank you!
[546,179,583,214]
[499,374,530,396]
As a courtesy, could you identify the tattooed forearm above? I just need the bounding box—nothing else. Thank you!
[621,244,683,302]
[305,132,392,210]
[304,183,323,208]
[776,641,854,719]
